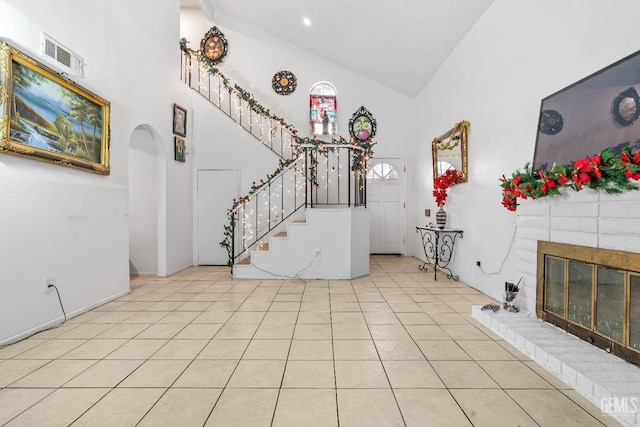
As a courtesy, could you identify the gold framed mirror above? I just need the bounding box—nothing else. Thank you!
[432,120,469,182]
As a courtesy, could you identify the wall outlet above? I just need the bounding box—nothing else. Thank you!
[425,209,431,217]
[476,260,481,267]
[44,276,55,293]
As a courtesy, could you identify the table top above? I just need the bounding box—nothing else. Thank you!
[416,226,463,233]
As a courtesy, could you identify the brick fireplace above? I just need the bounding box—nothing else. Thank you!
[473,189,640,426]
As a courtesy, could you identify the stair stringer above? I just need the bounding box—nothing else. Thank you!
[233,208,370,280]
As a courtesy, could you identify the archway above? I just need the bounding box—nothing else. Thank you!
[128,124,166,276]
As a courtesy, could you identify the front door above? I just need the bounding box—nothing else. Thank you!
[367,158,406,254]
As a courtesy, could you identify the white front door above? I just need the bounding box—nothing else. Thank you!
[367,158,406,254]
[197,169,239,265]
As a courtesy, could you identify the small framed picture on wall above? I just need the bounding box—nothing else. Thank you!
[173,103,187,137]
[174,137,186,162]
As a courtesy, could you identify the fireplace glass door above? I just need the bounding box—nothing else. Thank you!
[539,244,640,366]
[631,275,640,351]
[595,266,625,343]
[568,261,593,329]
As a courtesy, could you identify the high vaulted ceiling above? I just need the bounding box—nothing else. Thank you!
[181,0,495,97]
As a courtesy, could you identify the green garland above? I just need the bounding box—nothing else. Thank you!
[294,135,377,186]
[180,38,297,134]
[500,146,640,211]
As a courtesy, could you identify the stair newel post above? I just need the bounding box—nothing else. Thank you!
[217,74,221,108]
[338,149,342,204]
[281,172,285,225]
[255,194,259,246]
[268,180,271,233]
[304,147,309,208]
[363,168,367,208]
[280,127,284,158]
[248,101,252,135]
[230,209,236,272]
[348,148,352,207]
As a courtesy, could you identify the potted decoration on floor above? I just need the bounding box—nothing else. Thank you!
[432,169,460,229]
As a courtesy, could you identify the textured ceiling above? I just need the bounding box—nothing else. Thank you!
[181,0,495,97]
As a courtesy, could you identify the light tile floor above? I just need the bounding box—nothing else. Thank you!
[0,256,623,426]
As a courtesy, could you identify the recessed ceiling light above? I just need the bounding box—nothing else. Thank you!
[303,17,311,26]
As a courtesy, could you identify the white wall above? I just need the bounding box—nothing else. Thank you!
[0,0,193,344]
[412,0,640,302]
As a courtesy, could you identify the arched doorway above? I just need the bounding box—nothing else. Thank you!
[128,125,166,276]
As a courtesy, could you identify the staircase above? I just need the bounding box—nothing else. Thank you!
[180,44,371,279]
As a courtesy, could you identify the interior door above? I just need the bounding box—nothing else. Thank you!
[367,158,406,254]
[197,169,239,265]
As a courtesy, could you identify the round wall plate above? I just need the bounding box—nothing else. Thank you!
[272,70,297,95]
[200,26,228,64]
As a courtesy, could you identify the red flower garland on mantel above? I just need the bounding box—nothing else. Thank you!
[433,169,461,207]
[500,147,640,211]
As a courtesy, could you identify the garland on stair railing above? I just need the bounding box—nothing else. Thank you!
[219,157,296,266]
[294,135,377,187]
[218,136,376,267]
[181,38,297,134]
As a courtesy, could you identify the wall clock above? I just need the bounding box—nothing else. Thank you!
[200,26,228,64]
[272,70,297,95]
[612,87,640,126]
[348,106,377,141]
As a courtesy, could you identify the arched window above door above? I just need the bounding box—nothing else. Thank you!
[367,162,399,180]
[310,82,337,136]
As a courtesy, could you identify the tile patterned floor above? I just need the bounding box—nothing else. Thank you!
[0,256,622,426]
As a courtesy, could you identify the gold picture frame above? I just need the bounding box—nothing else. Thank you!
[0,41,110,175]
[432,120,469,183]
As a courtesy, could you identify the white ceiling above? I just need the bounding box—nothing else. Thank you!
[181,0,495,97]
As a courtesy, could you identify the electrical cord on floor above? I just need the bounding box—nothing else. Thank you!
[477,224,517,276]
[49,284,68,326]
[0,284,68,349]
[250,250,321,280]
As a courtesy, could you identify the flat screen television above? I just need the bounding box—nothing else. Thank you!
[533,50,640,171]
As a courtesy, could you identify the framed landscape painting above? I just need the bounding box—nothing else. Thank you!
[0,41,110,175]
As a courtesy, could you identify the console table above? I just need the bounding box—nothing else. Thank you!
[415,226,463,280]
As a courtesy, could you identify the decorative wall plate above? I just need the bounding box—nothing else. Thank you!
[538,109,564,135]
[348,106,377,141]
[272,70,297,95]
[200,26,228,64]
[612,87,640,126]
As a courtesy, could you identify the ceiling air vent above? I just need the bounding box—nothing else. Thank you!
[41,33,84,77]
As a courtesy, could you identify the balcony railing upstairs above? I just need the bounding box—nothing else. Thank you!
[226,144,368,265]
[181,50,296,160]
